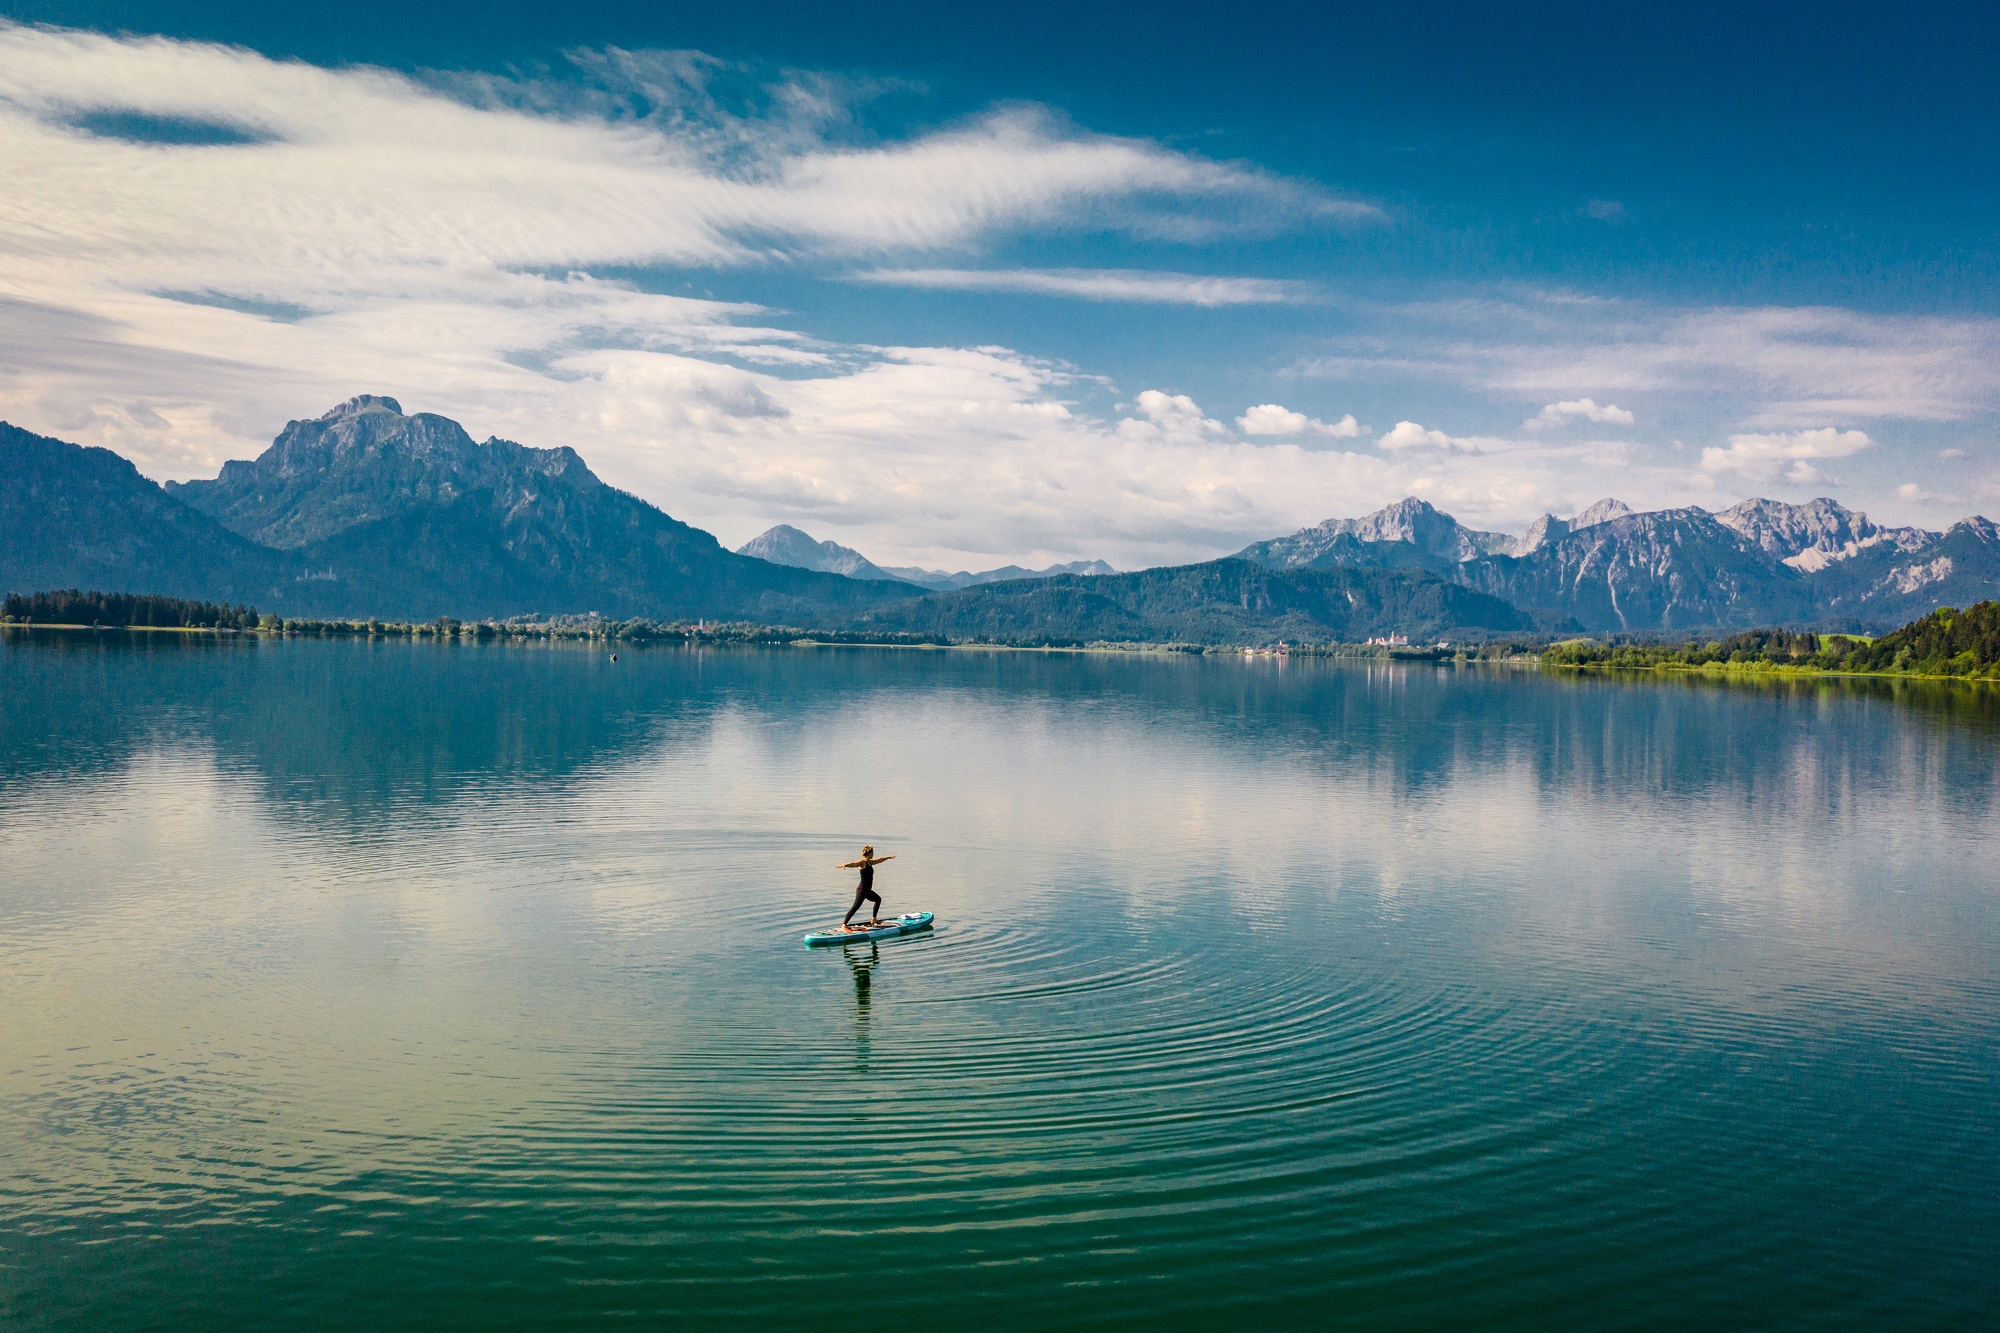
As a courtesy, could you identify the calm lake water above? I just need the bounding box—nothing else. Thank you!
[2,632,1997,1330]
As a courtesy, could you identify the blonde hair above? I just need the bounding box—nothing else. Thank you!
[862,845,874,855]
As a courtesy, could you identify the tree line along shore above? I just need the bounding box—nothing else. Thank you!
[4,589,1997,682]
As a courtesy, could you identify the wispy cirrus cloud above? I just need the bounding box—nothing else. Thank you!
[0,24,1367,298]
[1296,297,2000,429]
[847,268,1318,305]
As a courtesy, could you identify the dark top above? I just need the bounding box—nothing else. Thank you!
[858,862,875,892]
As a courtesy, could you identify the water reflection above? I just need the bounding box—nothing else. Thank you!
[845,940,880,1071]
[2,635,1997,1330]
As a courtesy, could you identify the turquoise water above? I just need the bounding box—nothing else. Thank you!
[2,633,1997,1330]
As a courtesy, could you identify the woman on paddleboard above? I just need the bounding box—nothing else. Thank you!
[838,846,896,928]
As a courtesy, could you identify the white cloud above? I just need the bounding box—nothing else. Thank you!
[1486,305,2000,427]
[1377,421,1482,456]
[1939,448,1969,459]
[2,28,1976,567]
[1117,390,1231,441]
[1895,483,1958,504]
[1699,428,1875,484]
[1236,404,1363,438]
[0,24,1362,311]
[1525,397,1634,429]
[848,269,1315,306]
[1298,298,2000,430]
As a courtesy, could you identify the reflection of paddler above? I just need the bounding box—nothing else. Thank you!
[836,845,896,928]
[848,940,879,1070]
[849,942,877,1005]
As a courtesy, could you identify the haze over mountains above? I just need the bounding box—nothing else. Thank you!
[4,395,1996,640]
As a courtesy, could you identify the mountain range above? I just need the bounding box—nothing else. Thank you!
[737,523,1116,591]
[6,395,1994,640]
[833,560,1552,644]
[5,397,916,622]
[1236,496,1998,631]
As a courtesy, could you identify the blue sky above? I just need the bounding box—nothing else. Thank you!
[1,0,1995,567]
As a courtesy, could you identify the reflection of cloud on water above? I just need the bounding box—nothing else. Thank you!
[7,641,1999,1213]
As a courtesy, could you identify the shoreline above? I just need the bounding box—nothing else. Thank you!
[7,623,1992,683]
[1548,660,1999,685]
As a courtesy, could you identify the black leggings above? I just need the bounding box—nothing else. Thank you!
[845,885,882,923]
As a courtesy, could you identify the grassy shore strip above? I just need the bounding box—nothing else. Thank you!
[1539,602,2000,682]
[1546,658,1999,684]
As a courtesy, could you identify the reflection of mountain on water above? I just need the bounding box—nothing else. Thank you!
[0,633,729,825]
[5,635,1996,833]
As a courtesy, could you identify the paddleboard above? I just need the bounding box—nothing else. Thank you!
[804,911,934,947]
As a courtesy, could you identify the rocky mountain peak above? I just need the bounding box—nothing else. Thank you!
[1573,498,1633,528]
[737,524,896,581]
[1247,495,1513,566]
[320,394,405,420]
[1713,497,1934,571]
[168,398,604,549]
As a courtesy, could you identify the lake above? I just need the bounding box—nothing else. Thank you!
[2,632,1997,1330]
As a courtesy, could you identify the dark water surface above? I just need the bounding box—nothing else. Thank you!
[3,632,1997,1330]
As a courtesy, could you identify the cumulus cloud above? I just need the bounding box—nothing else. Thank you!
[1117,390,1231,441]
[1236,404,1363,438]
[1377,421,1482,455]
[1895,483,1957,504]
[847,269,1315,306]
[1699,428,1875,484]
[1525,398,1634,429]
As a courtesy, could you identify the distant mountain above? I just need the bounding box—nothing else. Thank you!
[1711,497,1931,571]
[829,560,1556,644]
[1238,493,2000,632]
[1810,517,2000,620]
[1476,501,1997,631]
[883,559,1120,591]
[736,524,907,583]
[1514,497,1630,556]
[1574,498,1634,529]
[736,522,1116,591]
[1458,508,1815,630]
[10,400,921,622]
[1,421,294,604]
[1238,497,1513,569]
[18,399,1994,642]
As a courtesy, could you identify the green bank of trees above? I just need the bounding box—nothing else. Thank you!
[1,589,259,628]
[1541,602,2000,679]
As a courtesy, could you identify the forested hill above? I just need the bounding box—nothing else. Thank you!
[824,560,1558,645]
[0,422,293,605]
[1540,601,2000,678]
[1834,602,2000,676]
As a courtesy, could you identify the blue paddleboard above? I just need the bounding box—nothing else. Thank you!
[804,911,934,947]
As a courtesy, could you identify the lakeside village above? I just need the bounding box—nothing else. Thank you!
[1243,635,1442,656]
[4,590,1998,681]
